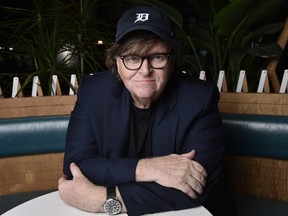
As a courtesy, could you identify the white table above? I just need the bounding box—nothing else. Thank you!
[2,191,212,216]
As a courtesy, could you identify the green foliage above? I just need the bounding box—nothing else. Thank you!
[0,0,114,96]
[0,0,287,95]
[130,0,286,91]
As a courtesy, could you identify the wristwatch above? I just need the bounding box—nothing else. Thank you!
[104,186,122,215]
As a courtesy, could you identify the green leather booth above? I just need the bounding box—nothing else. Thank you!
[1,113,288,159]
[0,115,69,157]
[221,113,288,160]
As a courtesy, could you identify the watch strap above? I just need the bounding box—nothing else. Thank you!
[107,186,117,200]
[104,186,121,215]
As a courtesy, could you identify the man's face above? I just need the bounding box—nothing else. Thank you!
[116,41,172,108]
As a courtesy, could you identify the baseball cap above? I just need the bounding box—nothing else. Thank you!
[115,6,174,42]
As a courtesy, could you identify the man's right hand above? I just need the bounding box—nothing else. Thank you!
[136,150,207,199]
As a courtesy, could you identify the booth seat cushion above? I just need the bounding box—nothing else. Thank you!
[0,115,70,157]
[221,113,288,160]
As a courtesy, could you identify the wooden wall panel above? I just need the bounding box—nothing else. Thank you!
[0,96,76,118]
[1,93,288,118]
[0,153,64,195]
[223,155,288,201]
[219,93,288,115]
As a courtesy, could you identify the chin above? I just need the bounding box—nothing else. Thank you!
[136,91,157,98]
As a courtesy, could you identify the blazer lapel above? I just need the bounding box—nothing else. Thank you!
[152,88,178,156]
[103,88,131,157]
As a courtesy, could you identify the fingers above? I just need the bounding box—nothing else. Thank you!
[182,150,207,175]
[58,176,67,185]
[192,161,207,178]
[182,150,208,179]
[189,161,207,192]
[182,150,208,184]
[139,151,208,200]
[180,172,206,199]
[181,182,199,199]
[189,172,206,190]
[176,178,203,199]
[58,163,83,188]
[191,160,207,189]
[70,162,83,177]
[180,151,207,198]
[58,175,68,195]
[181,149,196,159]
[186,174,204,193]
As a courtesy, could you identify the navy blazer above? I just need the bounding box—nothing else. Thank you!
[63,70,225,216]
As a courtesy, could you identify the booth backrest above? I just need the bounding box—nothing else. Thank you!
[1,113,288,159]
[0,115,70,157]
[221,113,288,160]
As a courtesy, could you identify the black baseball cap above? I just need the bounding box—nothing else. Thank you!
[115,6,174,42]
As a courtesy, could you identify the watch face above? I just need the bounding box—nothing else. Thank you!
[104,198,121,215]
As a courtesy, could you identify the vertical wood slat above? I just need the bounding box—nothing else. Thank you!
[217,70,228,92]
[279,69,288,93]
[199,70,206,80]
[257,70,270,93]
[31,76,44,97]
[12,77,23,98]
[69,74,78,95]
[51,75,62,96]
[236,70,248,93]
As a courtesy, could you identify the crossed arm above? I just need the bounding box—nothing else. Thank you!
[58,149,207,213]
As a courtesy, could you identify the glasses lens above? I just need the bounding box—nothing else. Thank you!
[123,56,142,70]
[121,53,170,70]
[149,54,168,69]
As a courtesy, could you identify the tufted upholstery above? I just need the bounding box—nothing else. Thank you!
[0,115,70,157]
[221,113,288,160]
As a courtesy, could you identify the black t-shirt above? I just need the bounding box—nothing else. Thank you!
[128,105,155,158]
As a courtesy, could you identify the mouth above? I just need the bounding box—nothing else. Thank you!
[133,80,156,89]
[134,79,155,83]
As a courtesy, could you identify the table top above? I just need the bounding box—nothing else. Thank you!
[2,191,212,216]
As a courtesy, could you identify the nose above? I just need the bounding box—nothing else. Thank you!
[138,58,152,76]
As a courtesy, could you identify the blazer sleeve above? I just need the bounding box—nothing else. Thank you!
[63,77,139,186]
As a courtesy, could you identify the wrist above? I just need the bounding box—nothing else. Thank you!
[135,158,155,182]
[90,186,106,212]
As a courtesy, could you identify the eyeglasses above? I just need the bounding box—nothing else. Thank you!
[119,53,170,70]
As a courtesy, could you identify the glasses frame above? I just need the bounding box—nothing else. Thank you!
[119,53,171,70]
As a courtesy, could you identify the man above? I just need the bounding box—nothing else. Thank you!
[58,6,236,216]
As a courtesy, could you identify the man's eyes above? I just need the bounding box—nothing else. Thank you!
[126,56,141,61]
[151,54,164,60]
[124,54,166,61]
